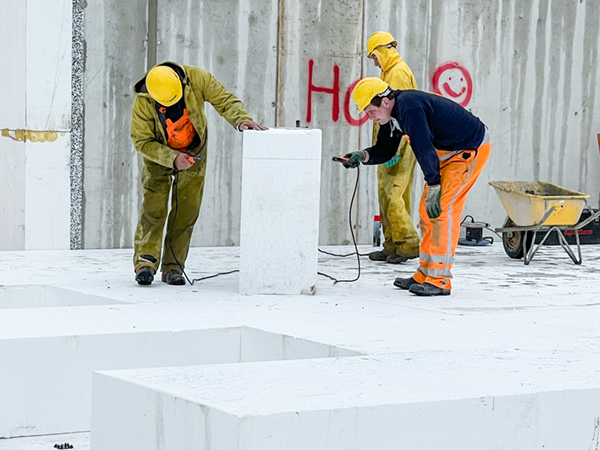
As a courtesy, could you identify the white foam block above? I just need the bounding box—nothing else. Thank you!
[91,356,600,450]
[239,129,322,295]
[0,327,241,437]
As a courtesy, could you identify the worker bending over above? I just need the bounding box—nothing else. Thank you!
[365,31,420,264]
[131,62,266,286]
[345,78,491,296]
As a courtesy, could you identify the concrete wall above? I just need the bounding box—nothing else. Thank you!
[2,0,600,249]
[82,0,600,249]
[83,0,148,248]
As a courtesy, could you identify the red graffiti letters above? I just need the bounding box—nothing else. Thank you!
[306,59,340,123]
[344,79,369,127]
[306,60,474,125]
[306,60,367,126]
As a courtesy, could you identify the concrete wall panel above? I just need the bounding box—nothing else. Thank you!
[367,0,600,228]
[277,0,380,245]
[363,0,430,230]
[82,0,148,249]
[73,0,600,248]
[156,0,278,246]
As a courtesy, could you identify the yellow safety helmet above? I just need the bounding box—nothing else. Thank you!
[146,66,183,106]
[352,77,392,112]
[367,31,397,58]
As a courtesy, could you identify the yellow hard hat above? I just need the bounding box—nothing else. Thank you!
[367,31,397,57]
[146,66,183,106]
[352,77,392,112]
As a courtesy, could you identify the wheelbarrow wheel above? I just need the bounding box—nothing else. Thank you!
[501,217,533,259]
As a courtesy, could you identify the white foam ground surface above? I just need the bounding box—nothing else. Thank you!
[2,242,600,448]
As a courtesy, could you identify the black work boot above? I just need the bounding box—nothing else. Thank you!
[135,266,155,286]
[394,277,420,290]
[162,269,186,285]
[409,282,451,296]
[368,250,391,261]
[386,254,409,264]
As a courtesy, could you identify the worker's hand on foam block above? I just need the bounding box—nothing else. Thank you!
[239,121,268,131]
[342,150,367,169]
[425,184,442,219]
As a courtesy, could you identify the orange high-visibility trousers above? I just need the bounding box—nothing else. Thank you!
[412,138,491,291]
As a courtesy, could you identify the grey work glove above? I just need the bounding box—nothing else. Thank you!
[425,184,442,219]
[342,150,366,169]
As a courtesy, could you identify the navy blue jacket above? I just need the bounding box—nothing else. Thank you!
[365,90,485,186]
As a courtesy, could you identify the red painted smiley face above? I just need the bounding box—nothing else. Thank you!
[432,62,473,107]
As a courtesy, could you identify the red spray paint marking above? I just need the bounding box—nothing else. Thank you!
[432,62,473,107]
[343,78,369,127]
[306,60,367,126]
[306,59,340,123]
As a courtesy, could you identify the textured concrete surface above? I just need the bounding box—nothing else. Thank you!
[75,0,600,249]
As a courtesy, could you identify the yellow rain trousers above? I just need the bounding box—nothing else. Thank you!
[131,62,252,273]
[371,46,420,257]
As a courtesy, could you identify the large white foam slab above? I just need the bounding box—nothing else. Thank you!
[239,129,322,295]
[90,354,600,450]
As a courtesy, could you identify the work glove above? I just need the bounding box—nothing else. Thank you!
[342,150,366,169]
[425,184,442,219]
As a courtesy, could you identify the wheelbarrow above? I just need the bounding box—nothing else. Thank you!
[489,181,600,265]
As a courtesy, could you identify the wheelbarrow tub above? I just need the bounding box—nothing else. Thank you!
[489,181,589,227]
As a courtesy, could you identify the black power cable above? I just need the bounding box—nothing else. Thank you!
[317,166,362,284]
[168,164,363,286]
[318,248,370,257]
[168,170,238,286]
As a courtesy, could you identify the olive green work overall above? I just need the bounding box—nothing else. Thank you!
[131,62,253,274]
[133,156,207,273]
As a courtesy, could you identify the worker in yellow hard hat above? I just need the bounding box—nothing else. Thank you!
[131,62,267,286]
[345,78,491,296]
[365,31,420,264]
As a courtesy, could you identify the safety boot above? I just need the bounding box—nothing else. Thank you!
[393,277,420,290]
[368,250,391,261]
[135,266,155,286]
[409,282,450,296]
[162,269,186,285]
[386,253,419,264]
